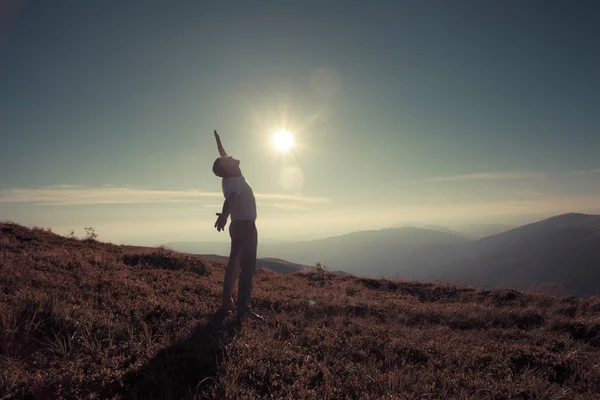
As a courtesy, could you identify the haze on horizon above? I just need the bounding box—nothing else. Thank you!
[1,1,600,245]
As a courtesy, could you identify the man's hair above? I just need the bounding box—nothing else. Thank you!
[212,157,227,177]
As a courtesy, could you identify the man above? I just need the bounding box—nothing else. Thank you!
[212,130,262,320]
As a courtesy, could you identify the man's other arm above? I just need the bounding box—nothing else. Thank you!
[215,192,238,231]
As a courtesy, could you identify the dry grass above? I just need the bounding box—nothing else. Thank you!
[1,222,600,399]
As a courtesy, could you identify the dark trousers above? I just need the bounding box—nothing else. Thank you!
[222,220,258,312]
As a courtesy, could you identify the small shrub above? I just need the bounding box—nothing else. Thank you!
[84,227,98,241]
[345,285,356,296]
[313,262,328,277]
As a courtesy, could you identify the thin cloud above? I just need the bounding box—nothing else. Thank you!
[201,203,224,208]
[254,193,330,204]
[269,202,314,212]
[572,168,600,176]
[427,171,544,182]
[0,185,331,206]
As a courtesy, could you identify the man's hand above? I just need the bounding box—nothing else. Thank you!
[214,212,228,232]
[215,194,235,232]
[214,129,228,157]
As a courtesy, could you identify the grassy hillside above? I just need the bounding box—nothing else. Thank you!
[1,223,600,399]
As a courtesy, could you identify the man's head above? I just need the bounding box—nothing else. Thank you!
[212,156,241,178]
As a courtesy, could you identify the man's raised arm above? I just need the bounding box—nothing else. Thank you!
[214,130,228,157]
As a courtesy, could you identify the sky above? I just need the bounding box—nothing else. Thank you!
[1,0,600,245]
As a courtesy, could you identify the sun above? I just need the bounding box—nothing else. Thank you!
[272,130,294,152]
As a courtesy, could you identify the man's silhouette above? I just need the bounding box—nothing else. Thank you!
[212,130,262,320]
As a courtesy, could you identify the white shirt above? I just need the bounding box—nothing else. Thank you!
[222,175,257,222]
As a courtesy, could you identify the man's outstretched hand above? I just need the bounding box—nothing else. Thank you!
[214,213,228,232]
[214,130,228,157]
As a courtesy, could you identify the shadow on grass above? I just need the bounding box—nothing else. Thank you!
[123,312,240,399]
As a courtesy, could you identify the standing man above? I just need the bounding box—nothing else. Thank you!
[212,130,262,320]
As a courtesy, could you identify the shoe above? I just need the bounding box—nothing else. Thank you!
[215,306,235,320]
[237,309,264,321]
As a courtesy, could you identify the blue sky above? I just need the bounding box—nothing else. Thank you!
[1,0,600,244]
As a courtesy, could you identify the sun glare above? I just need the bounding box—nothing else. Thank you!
[272,130,294,152]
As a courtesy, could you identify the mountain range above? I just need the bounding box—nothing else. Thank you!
[167,213,600,296]
[443,213,600,296]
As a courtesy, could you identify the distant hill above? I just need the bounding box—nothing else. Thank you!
[165,245,326,275]
[259,227,468,279]
[443,213,600,296]
[454,223,518,239]
[392,223,517,239]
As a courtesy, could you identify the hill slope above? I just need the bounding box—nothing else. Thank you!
[201,254,307,274]
[1,223,600,399]
[444,213,600,296]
